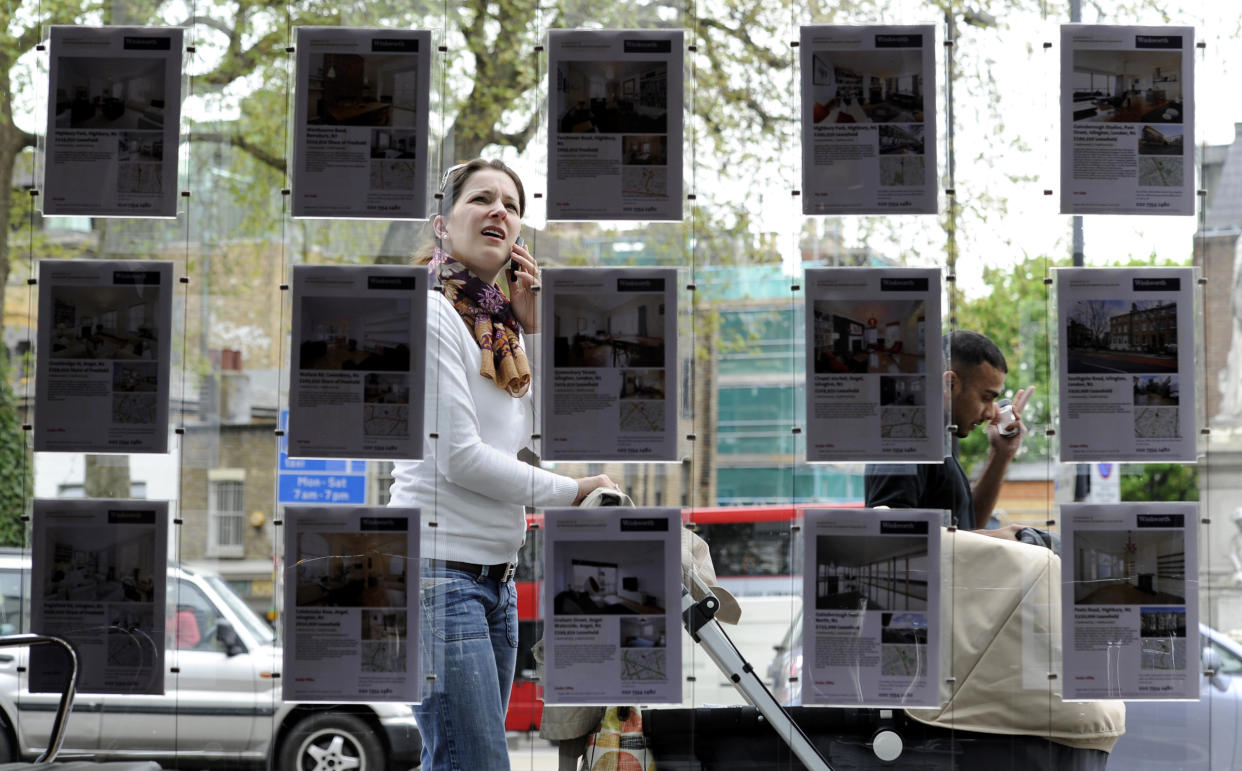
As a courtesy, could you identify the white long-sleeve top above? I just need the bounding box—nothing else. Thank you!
[390,290,578,565]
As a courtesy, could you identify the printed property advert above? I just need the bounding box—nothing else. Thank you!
[547,29,684,221]
[1061,25,1194,215]
[1056,267,1195,461]
[30,499,167,695]
[1062,503,1198,700]
[805,268,943,462]
[800,25,937,215]
[543,508,681,705]
[541,268,677,461]
[283,506,419,702]
[292,27,431,219]
[35,260,173,454]
[43,26,183,217]
[801,508,941,707]
[289,265,426,460]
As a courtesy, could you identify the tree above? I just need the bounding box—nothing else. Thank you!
[1121,463,1198,502]
[2,0,1196,519]
[0,353,29,545]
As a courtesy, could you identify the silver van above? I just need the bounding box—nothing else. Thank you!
[0,550,420,769]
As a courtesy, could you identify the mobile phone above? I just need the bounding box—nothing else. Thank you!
[508,235,525,283]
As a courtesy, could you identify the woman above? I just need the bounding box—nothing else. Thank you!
[389,159,616,770]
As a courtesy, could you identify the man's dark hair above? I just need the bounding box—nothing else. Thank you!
[948,329,1007,374]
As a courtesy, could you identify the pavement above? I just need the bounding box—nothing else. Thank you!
[507,732,561,770]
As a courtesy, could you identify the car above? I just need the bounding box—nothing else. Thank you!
[0,550,421,769]
[768,606,1242,770]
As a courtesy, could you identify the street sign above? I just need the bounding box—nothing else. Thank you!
[277,410,368,504]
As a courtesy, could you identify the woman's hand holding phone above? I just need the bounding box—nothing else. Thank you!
[508,235,540,333]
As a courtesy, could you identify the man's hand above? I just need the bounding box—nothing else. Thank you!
[986,385,1035,459]
[971,523,1026,540]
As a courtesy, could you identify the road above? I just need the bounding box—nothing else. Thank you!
[1067,349,1177,374]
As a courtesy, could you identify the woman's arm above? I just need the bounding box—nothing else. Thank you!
[426,294,578,507]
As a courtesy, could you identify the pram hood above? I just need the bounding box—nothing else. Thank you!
[905,529,1126,753]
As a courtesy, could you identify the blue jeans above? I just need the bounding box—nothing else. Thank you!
[415,567,518,770]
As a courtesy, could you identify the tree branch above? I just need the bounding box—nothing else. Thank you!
[192,131,286,173]
[493,112,540,151]
[178,15,234,37]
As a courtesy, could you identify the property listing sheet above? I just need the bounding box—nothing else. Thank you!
[801,508,941,707]
[43,26,183,217]
[30,499,167,695]
[1056,267,1195,461]
[800,25,937,214]
[35,260,173,453]
[804,268,943,462]
[1062,503,1198,700]
[541,268,677,461]
[1061,25,1194,215]
[289,265,426,460]
[283,506,419,702]
[547,29,684,221]
[543,508,681,705]
[292,27,431,219]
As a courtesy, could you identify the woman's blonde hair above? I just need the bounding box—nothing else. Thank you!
[413,158,526,264]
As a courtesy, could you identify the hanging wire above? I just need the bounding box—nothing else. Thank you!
[12,4,50,733]
[779,5,800,768]
[19,25,45,635]
[1194,19,1212,766]
[259,1,299,753]
[1039,3,1058,757]
[170,15,198,760]
[681,0,702,758]
[417,0,452,716]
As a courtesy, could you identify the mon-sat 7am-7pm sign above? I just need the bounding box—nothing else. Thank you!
[277,410,367,504]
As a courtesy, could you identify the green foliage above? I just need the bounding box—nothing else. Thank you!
[0,356,29,547]
[1121,463,1198,502]
[955,255,1066,474]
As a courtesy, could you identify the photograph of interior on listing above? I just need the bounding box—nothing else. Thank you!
[298,296,412,372]
[553,292,666,368]
[809,49,925,124]
[306,53,419,127]
[54,57,167,130]
[814,535,929,611]
[812,299,927,375]
[557,60,669,134]
[551,540,667,616]
[295,531,409,608]
[42,525,158,603]
[49,285,160,361]
[1071,50,1183,123]
[1072,529,1186,605]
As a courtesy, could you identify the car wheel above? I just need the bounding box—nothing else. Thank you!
[0,722,14,763]
[278,712,385,771]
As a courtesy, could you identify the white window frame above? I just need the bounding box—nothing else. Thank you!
[207,469,246,558]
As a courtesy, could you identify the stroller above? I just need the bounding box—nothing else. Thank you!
[641,529,1123,770]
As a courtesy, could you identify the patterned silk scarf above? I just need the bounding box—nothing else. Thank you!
[429,249,531,397]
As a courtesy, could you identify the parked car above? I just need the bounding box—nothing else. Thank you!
[768,607,1242,770]
[0,550,421,769]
